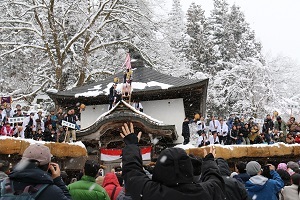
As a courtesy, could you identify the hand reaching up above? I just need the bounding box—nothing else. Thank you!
[203,146,216,161]
[120,122,142,145]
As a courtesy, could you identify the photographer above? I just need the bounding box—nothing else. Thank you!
[245,161,284,200]
[0,144,71,199]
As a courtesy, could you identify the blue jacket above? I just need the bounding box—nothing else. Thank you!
[245,170,284,200]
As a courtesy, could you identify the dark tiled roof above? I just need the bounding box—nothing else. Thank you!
[49,66,206,98]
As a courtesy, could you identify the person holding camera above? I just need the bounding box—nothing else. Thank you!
[0,144,71,199]
[245,161,284,200]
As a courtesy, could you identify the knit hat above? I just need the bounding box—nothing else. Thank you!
[246,161,261,176]
[22,144,52,165]
[277,163,287,171]
[287,161,299,172]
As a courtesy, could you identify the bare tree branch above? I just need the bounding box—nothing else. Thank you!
[0,44,46,57]
[13,79,50,101]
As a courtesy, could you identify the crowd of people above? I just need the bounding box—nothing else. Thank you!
[183,113,300,147]
[0,103,80,143]
[1,122,300,200]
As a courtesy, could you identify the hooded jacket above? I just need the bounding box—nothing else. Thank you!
[280,184,300,200]
[2,162,71,200]
[233,173,250,184]
[102,172,123,200]
[122,143,225,200]
[216,158,248,200]
[245,170,284,200]
[67,175,110,200]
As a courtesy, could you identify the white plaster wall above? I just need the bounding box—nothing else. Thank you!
[141,98,185,144]
[80,98,185,144]
[81,104,109,129]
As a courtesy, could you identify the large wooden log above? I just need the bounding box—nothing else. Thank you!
[186,143,300,160]
[0,137,87,158]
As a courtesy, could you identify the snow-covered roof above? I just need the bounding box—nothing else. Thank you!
[77,100,178,141]
[48,66,207,98]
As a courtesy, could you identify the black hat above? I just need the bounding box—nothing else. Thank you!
[84,160,100,178]
[277,116,282,120]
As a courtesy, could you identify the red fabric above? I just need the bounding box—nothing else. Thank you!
[101,148,122,156]
[102,172,123,200]
[100,146,151,155]
[1,125,13,136]
[295,136,300,143]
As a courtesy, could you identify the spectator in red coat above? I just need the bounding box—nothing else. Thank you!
[295,133,300,144]
[102,172,123,200]
[1,122,13,136]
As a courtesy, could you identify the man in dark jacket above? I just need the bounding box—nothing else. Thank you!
[0,143,71,200]
[216,158,248,200]
[120,122,226,200]
[64,108,77,142]
[182,117,190,145]
[262,114,274,143]
[233,161,250,184]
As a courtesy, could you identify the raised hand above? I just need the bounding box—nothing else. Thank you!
[120,122,142,145]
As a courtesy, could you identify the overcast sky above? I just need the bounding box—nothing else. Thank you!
[164,0,300,62]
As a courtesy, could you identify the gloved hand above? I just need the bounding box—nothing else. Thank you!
[120,123,142,145]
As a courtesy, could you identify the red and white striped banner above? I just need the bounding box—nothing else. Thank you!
[100,146,151,161]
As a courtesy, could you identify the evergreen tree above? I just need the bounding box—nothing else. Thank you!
[185,3,211,73]
[156,0,189,76]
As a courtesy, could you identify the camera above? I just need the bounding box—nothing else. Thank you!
[261,164,271,179]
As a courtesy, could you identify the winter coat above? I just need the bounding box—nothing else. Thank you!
[117,189,132,200]
[64,114,77,130]
[102,172,123,200]
[280,184,300,200]
[274,120,288,135]
[3,161,71,200]
[43,128,56,142]
[68,175,110,200]
[181,121,190,137]
[216,158,248,200]
[122,144,225,200]
[249,127,259,142]
[2,108,14,120]
[0,125,13,136]
[245,170,284,200]
[230,129,238,138]
[233,173,250,184]
[263,118,274,133]
[287,120,299,132]
[241,127,250,138]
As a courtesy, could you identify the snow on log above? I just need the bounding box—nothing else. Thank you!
[0,137,87,158]
[184,143,300,160]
